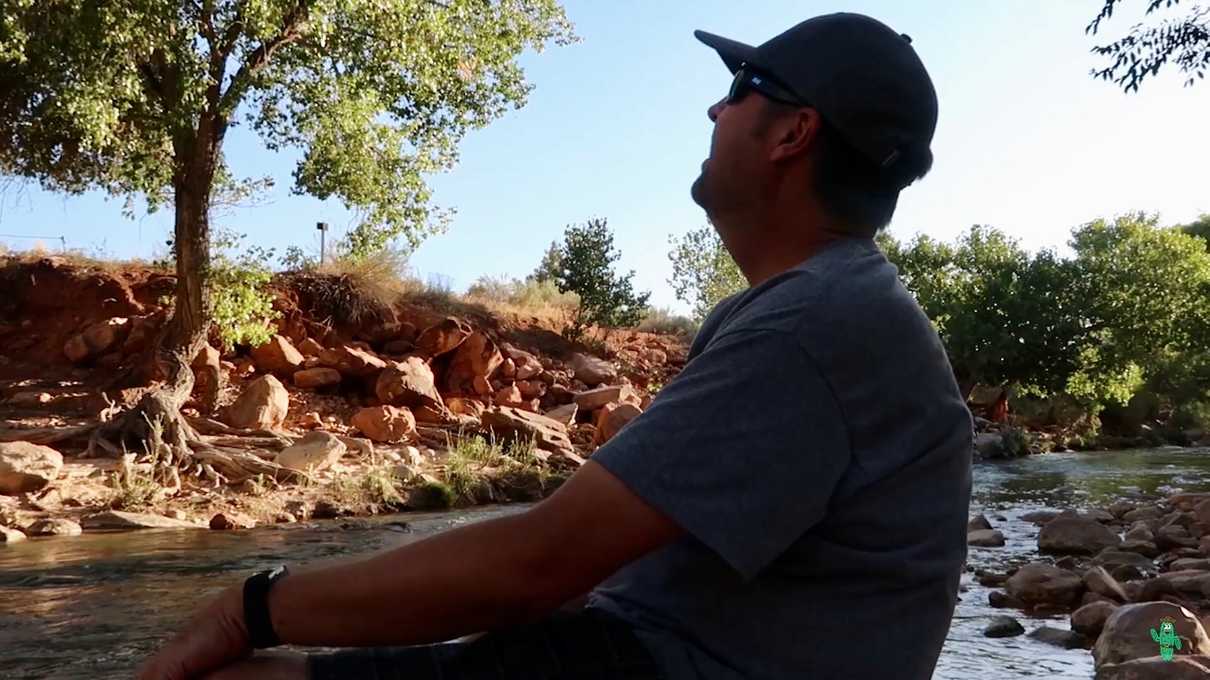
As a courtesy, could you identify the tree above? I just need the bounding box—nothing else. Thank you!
[0,1,574,477]
[1179,213,1210,250]
[1066,213,1210,406]
[667,225,747,322]
[1087,0,1210,91]
[554,218,651,340]
[529,240,563,283]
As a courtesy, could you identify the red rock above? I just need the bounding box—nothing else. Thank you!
[297,337,324,357]
[517,379,546,400]
[376,357,443,410]
[209,512,257,530]
[472,375,492,397]
[318,345,388,377]
[350,406,416,443]
[445,331,503,395]
[593,403,642,446]
[494,384,524,408]
[250,335,304,375]
[225,375,289,430]
[293,367,342,389]
[415,317,471,358]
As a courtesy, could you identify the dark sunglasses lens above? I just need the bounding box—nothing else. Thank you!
[727,69,747,103]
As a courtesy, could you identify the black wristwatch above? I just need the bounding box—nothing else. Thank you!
[243,565,289,648]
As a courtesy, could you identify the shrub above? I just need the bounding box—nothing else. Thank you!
[637,307,698,336]
[553,218,651,339]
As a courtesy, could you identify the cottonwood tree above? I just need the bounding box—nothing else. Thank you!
[0,0,573,479]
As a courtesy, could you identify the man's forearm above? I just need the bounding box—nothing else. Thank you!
[267,510,573,648]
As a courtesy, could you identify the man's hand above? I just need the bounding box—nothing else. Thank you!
[136,584,250,680]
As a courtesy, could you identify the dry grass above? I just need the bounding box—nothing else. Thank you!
[0,245,157,275]
[464,276,579,327]
[636,307,698,336]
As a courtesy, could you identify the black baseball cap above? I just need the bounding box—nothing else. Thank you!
[695,13,938,180]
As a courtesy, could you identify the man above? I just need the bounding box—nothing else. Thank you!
[140,12,971,680]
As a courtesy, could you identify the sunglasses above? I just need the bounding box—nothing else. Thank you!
[727,65,807,107]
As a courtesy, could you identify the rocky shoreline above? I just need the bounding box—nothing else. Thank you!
[973,492,1210,678]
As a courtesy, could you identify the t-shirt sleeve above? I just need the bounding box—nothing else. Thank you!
[591,329,851,580]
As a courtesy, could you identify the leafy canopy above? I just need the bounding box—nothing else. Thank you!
[667,225,746,322]
[0,0,576,252]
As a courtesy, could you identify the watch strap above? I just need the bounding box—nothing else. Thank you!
[243,565,289,649]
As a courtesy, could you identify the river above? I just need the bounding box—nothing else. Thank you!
[2,446,1209,679]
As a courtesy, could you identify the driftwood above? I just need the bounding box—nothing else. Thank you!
[186,416,288,441]
[0,423,97,445]
[191,444,304,484]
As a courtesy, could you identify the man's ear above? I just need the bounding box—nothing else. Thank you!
[769,108,823,163]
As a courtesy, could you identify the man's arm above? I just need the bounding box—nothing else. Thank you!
[138,461,681,679]
[269,460,681,646]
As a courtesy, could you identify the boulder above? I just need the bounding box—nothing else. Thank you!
[275,431,347,472]
[318,344,388,378]
[1094,602,1210,667]
[1040,517,1123,555]
[224,375,289,430]
[0,442,63,495]
[81,510,199,531]
[1125,523,1156,543]
[494,384,525,408]
[594,403,642,446]
[968,514,993,532]
[1159,524,1199,550]
[1,526,27,543]
[26,518,82,537]
[1119,540,1161,558]
[1173,558,1210,571]
[1108,500,1138,519]
[543,403,578,427]
[516,379,546,400]
[445,331,503,395]
[208,512,257,530]
[64,317,129,363]
[569,352,617,386]
[293,367,342,389]
[1022,510,1061,525]
[1085,567,1131,602]
[472,375,492,397]
[415,317,472,358]
[1093,549,1157,573]
[297,337,324,357]
[497,357,517,380]
[1123,506,1165,523]
[481,406,582,465]
[989,590,1026,608]
[350,406,416,444]
[968,529,1006,547]
[574,385,638,412]
[336,436,375,459]
[1029,626,1088,649]
[984,616,1025,638]
[547,384,576,406]
[1005,562,1085,608]
[974,432,1006,459]
[375,357,444,411]
[191,343,222,412]
[1095,656,1210,680]
[383,339,415,356]
[447,398,485,420]
[1073,601,1119,637]
[250,335,304,375]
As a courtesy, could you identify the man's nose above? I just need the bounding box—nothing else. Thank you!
[707,98,726,122]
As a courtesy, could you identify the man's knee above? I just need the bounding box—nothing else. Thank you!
[202,651,308,680]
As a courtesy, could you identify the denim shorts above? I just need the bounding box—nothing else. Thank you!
[307,609,664,680]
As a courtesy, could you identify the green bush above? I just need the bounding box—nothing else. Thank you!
[637,306,697,336]
[553,218,651,339]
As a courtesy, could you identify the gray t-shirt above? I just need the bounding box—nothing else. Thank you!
[587,237,972,679]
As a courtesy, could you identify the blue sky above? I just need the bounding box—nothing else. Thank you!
[2,0,1208,315]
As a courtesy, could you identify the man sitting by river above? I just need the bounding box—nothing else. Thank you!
[140,13,973,680]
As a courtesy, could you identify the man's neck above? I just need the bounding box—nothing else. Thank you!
[716,214,855,288]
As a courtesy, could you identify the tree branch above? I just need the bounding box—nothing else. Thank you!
[218,1,313,119]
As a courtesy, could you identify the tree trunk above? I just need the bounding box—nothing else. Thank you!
[92,115,226,477]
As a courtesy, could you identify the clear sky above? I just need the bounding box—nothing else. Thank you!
[2,0,1207,315]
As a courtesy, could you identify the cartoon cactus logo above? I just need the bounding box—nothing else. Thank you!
[1150,617,1182,661]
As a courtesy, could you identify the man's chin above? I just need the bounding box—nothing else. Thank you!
[690,173,707,209]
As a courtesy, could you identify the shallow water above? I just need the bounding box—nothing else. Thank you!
[1,447,1208,679]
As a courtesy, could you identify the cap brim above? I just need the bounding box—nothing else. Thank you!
[694,30,760,74]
